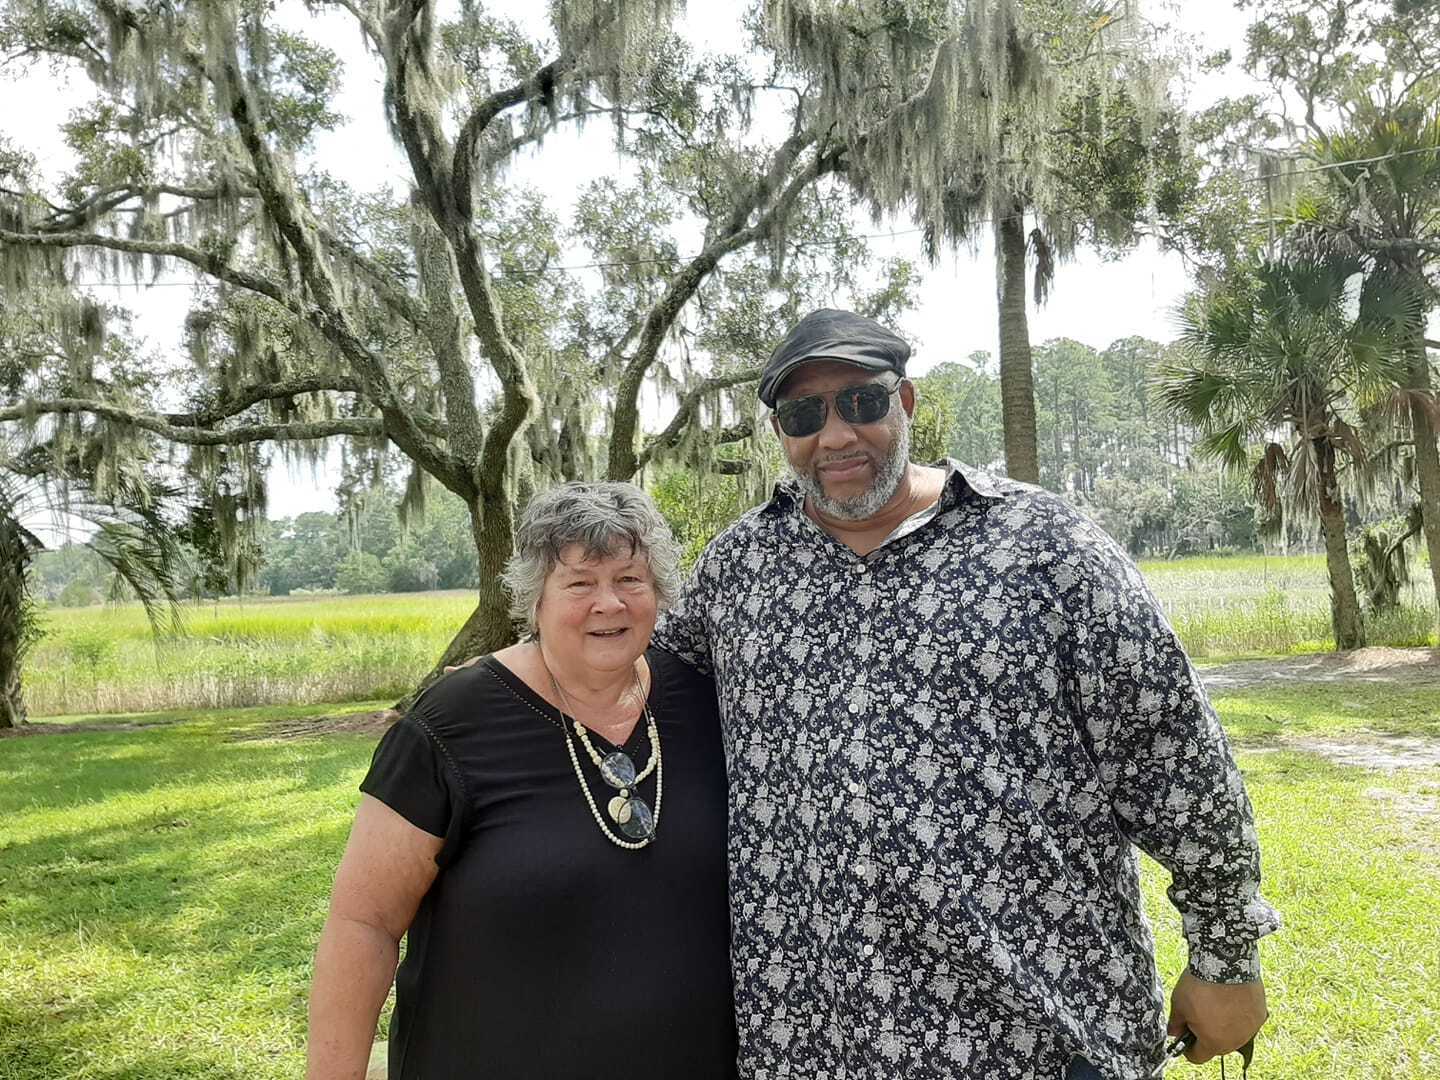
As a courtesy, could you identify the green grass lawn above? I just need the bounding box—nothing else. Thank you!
[1215,683,1440,741]
[2,688,1437,1078]
[0,703,386,1080]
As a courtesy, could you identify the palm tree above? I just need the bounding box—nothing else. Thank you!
[0,452,185,728]
[1304,99,1440,625]
[1158,254,1414,651]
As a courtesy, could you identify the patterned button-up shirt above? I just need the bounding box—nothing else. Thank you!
[653,461,1280,1080]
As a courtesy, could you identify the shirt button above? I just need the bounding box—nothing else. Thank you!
[847,781,861,795]
[853,861,867,878]
[852,562,866,574]
[863,943,875,957]
[847,701,861,714]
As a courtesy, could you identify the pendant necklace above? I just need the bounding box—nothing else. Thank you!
[545,656,662,850]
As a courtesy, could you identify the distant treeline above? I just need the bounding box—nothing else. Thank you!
[31,485,481,603]
[910,336,1265,560]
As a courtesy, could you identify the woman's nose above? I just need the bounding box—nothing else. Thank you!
[591,583,625,611]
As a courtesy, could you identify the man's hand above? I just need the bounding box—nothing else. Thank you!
[1167,969,1268,1064]
[442,655,485,674]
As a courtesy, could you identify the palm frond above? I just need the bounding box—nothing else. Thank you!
[1153,362,1245,428]
[1286,438,1323,519]
[90,520,186,639]
[1197,423,1253,473]
[1252,441,1288,513]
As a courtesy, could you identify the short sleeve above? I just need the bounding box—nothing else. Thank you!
[359,715,470,865]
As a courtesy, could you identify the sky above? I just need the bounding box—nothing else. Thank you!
[2,1,1266,519]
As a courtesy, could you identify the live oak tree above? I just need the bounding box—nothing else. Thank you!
[0,0,919,679]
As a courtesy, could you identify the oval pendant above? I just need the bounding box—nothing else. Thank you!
[599,751,637,789]
[607,795,632,824]
[617,796,654,840]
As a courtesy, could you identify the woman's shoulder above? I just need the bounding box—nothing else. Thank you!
[407,655,516,739]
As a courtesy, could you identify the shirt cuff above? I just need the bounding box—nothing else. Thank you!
[1182,897,1280,983]
[1188,940,1262,983]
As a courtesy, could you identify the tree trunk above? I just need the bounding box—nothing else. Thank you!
[1316,440,1364,650]
[0,510,34,729]
[396,492,519,711]
[996,202,1039,484]
[1406,349,1440,630]
[443,494,518,660]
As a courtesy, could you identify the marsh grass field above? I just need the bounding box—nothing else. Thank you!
[23,591,478,717]
[21,553,1440,718]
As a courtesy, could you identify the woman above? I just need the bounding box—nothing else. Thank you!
[307,482,735,1079]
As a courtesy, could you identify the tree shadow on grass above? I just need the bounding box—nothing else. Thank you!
[0,1012,264,1080]
[0,719,376,813]
[1,719,378,1011]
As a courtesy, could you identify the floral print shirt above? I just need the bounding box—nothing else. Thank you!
[653,461,1279,1080]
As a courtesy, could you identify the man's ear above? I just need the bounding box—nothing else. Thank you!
[769,412,781,438]
[899,379,916,418]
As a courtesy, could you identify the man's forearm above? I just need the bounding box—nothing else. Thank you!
[307,915,402,1080]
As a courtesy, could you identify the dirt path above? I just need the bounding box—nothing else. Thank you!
[1200,646,1440,692]
[1201,647,1440,770]
[0,708,401,740]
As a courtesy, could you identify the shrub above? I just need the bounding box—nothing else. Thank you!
[57,580,103,608]
[335,550,387,595]
[384,543,438,593]
[67,632,117,675]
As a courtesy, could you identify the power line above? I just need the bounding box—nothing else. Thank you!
[1238,144,1440,184]
[46,144,1440,289]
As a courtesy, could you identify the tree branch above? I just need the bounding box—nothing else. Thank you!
[0,227,295,307]
[413,208,482,462]
[207,21,468,496]
[36,180,260,234]
[451,35,606,218]
[375,13,540,495]
[608,133,840,479]
[1,398,383,446]
[314,223,427,329]
[635,368,760,472]
[167,375,365,426]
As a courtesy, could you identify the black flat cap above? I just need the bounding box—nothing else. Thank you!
[757,308,911,407]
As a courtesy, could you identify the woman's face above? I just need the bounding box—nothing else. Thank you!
[535,542,658,676]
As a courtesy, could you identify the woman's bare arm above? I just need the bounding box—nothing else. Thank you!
[307,795,443,1080]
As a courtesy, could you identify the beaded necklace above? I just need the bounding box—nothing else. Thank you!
[543,655,662,851]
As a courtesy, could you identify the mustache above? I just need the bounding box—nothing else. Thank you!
[815,452,873,467]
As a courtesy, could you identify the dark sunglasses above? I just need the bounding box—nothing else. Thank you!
[773,377,901,438]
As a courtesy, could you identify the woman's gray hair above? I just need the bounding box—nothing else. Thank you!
[500,481,683,637]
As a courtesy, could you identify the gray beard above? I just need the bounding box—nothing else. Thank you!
[793,417,911,522]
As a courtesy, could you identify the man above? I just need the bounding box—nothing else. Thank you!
[652,308,1279,1079]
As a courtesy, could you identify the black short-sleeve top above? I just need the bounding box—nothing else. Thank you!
[360,647,736,1079]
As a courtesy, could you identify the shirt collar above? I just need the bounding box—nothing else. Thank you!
[764,458,1006,517]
